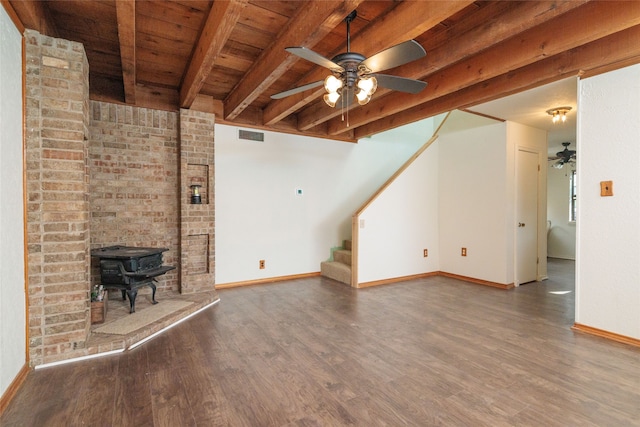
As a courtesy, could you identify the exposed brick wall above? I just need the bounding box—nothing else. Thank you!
[24,30,91,365]
[24,30,215,365]
[180,109,215,294]
[89,102,180,293]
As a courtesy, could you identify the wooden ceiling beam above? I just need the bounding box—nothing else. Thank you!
[115,0,136,104]
[223,0,364,121]
[7,0,58,36]
[262,0,474,127]
[354,24,640,139]
[334,1,640,135]
[298,2,490,131]
[347,1,475,60]
[179,0,248,109]
[322,0,589,135]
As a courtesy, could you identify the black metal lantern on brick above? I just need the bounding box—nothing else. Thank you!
[190,184,202,204]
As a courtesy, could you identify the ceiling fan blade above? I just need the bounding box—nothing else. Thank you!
[285,47,344,72]
[270,80,324,100]
[361,40,426,73]
[373,74,427,94]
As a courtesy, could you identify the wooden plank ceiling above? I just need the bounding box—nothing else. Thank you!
[8,0,640,142]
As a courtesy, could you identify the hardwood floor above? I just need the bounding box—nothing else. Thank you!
[2,258,639,426]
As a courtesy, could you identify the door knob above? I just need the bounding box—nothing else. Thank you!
[518,222,526,227]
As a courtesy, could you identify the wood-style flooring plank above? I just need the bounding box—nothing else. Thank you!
[148,366,196,426]
[112,349,154,426]
[167,321,234,426]
[68,355,120,426]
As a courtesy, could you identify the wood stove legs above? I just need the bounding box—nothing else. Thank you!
[118,280,158,313]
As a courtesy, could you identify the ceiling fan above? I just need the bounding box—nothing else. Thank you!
[549,142,576,169]
[271,10,428,109]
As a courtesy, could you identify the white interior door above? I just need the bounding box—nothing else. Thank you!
[516,148,539,285]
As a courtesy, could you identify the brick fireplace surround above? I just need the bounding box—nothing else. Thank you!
[25,30,217,366]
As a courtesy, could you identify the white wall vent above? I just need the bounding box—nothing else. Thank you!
[238,129,265,142]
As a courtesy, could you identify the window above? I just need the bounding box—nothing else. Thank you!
[569,170,577,222]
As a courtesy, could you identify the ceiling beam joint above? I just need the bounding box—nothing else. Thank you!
[180,0,248,109]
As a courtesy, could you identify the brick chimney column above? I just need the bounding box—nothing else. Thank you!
[179,109,217,295]
[24,30,91,366]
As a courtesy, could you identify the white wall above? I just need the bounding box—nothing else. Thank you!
[434,117,548,286]
[357,139,440,283]
[0,6,26,398]
[438,121,512,283]
[547,164,576,259]
[576,64,640,340]
[355,112,547,287]
[214,123,426,284]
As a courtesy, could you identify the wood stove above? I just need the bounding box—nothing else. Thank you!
[91,245,176,313]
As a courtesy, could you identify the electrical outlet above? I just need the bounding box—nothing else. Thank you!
[423,249,428,257]
[461,247,467,256]
[259,259,265,269]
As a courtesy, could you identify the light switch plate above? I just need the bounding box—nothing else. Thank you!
[600,181,613,197]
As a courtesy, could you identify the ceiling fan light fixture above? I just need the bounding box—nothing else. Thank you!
[356,92,371,105]
[324,75,343,94]
[273,10,427,112]
[323,91,341,108]
[356,76,377,105]
[357,76,377,96]
[324,75,344,107]
[546,106,572,124]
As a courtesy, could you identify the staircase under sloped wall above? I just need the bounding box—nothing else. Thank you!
[320,240,352,285]
[321,113,450,288]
